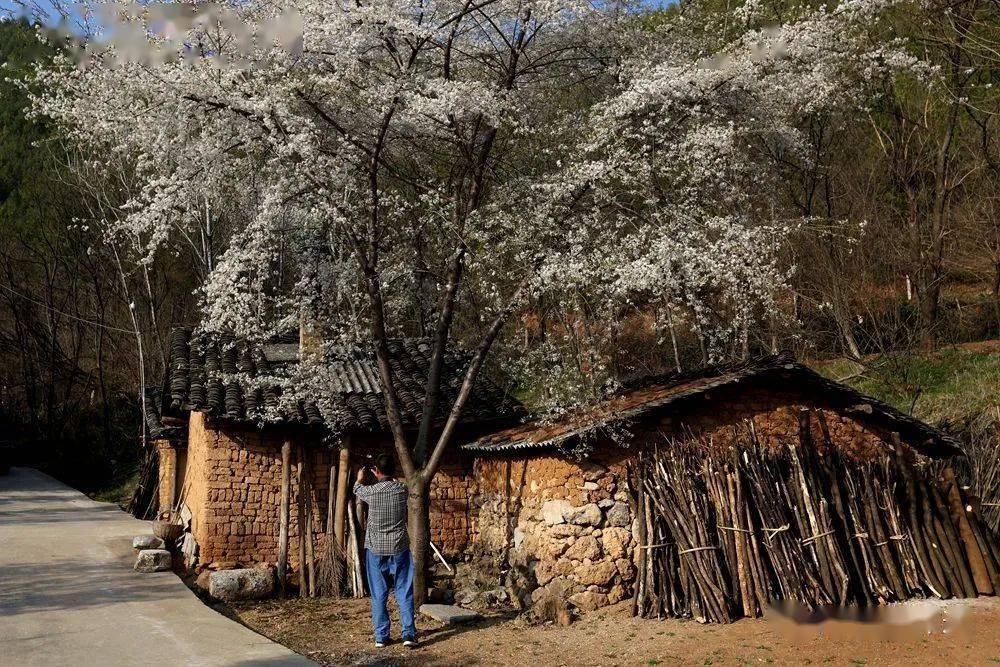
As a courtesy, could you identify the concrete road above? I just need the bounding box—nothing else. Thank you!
[0,467,313,667]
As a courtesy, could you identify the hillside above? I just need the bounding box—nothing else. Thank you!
[813,345,1000,531]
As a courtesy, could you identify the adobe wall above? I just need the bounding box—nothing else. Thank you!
[158,412,475,569]
[669,386,894,461]
[465,389,904,616]
[429,456,474,556]
[178,412,333,568]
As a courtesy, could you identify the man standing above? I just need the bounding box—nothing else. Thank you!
[354,452,417,648]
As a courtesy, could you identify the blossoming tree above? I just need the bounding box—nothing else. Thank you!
[29,0,910,601]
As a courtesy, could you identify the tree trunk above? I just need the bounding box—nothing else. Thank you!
[127,447,159,519]
[408,480,431,608]
[326,459,337,535]
[992,261,1000,334]
[297,445,307,599]
[918,268,942,349]
[833,307,862,360]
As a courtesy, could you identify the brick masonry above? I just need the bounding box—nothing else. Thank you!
[158,412,475,569]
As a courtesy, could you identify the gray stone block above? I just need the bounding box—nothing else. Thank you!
[209,568,276,601]
[419,603,481,624]
[540,499,572,525]
[565,503,602,526]
[132,535,165,551]
[605,501,631,527]
[134,549,171,573]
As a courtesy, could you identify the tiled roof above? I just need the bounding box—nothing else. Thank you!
[460,354,963,459]
[161,327,523,434]
[144,388,184,441]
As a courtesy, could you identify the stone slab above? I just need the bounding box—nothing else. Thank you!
[134,548,171,573]
[419,603,481,624]
[208,567,275,601]
[132,535,165,550]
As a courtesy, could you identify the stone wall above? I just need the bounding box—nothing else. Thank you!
[470,453,636,613]
[464,388,903,616]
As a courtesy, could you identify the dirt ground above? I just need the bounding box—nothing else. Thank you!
[227,596,1000,666]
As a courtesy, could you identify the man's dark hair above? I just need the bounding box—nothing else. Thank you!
[373,452,395,477]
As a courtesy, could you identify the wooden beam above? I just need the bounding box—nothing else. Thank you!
[297,444,307,598]
[334,437,352,550]
[277,438,292,597]
[326,457,337,536]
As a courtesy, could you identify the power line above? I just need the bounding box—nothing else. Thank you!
[0,283,138,334]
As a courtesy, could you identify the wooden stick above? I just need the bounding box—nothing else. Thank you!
[728,471,753,617]
[277,438,292,597]
[303,450,317,598]
[891,433,947,597]
[629,467,646,617]
[348,499,365,597]
[326,457,337,536]
[297,444,307,599]
[941,467,993,594]
[334,438,351,551]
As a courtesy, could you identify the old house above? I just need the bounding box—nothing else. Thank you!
[151,331,999,619]
[149,327,522,576]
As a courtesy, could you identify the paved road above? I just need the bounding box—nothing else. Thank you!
[0,467,313,667]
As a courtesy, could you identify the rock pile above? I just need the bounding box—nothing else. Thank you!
[520,498,635,613]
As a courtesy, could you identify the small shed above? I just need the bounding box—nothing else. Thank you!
[458,355,999,620]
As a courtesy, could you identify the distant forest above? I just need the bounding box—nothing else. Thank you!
[0,0,997,504]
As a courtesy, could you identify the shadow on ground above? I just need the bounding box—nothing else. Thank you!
[0,559,182,615]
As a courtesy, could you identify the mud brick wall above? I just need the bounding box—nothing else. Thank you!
[662,388,893,462]
[429,456,474,557]
[166,412,475,568]
[465,388,901,616]
[179,412,332,569]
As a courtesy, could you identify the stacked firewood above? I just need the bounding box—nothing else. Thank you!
[630,414,1000,623]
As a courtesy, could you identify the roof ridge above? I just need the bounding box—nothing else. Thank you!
[461,356,961,460]
[618,351,796,394]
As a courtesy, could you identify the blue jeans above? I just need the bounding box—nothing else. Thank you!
[365,549,416,643]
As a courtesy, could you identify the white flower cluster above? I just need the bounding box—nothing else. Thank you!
[25,0,916,417]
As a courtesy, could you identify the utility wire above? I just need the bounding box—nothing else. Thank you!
[0,283,138,334]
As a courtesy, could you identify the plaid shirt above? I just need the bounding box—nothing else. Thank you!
[354,479,409,556]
